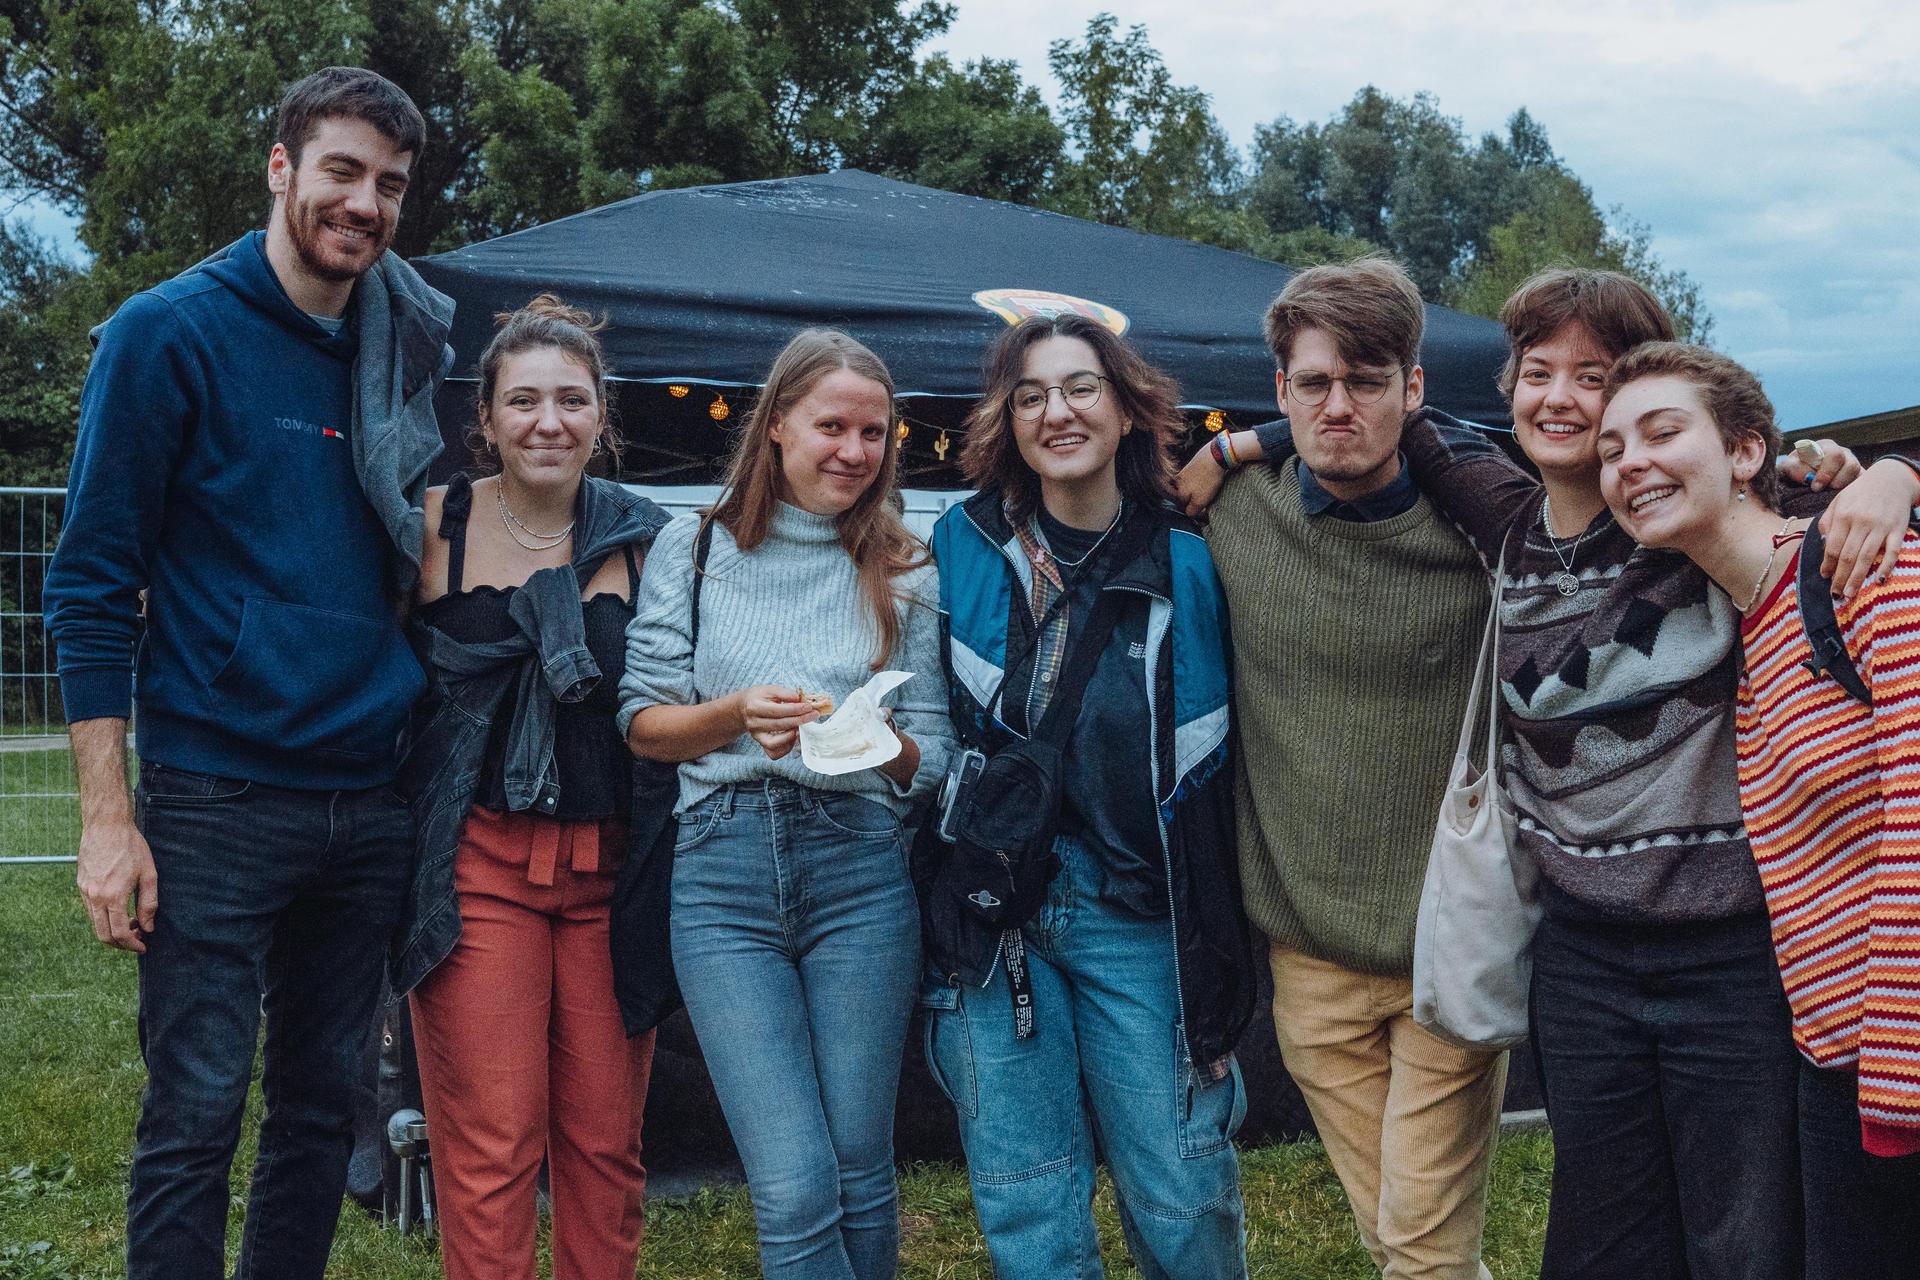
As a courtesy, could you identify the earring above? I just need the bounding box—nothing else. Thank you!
[1736,485,1747,502]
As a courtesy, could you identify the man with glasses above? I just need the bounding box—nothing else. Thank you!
[1193,258,1505,1279]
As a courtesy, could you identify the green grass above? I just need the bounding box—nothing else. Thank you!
[0,863,1551,1277]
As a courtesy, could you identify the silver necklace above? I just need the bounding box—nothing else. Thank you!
[1539,496,1586,597]
[495,480,573,550]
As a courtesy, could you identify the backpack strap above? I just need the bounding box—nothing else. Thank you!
[983,503,1150,731]
[1797,519,1871,705]
[690,515,716,651]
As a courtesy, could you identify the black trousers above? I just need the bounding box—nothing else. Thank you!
[127,761,412,1280]
[1532,912,1802,1280]
[1799,1059,1920,1280]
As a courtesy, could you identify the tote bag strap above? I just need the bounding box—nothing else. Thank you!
[1452,546,1507,775]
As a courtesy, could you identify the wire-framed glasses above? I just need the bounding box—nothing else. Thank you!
[1009,375,1109,421]
[1284,367,1404,407]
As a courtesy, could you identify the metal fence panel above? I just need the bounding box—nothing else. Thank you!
[0,485,970,864]
[0,487,78,863]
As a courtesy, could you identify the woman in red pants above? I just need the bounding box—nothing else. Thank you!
[391,294,677,1279]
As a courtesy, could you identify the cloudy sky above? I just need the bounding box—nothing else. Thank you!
[15,2,1911,430]
[933,0,1920,431]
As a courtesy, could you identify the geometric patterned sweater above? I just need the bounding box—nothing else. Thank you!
[1738,535,1920,1156]
[1358,412,1775,923]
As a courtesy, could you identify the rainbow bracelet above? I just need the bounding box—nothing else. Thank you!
[1211,431,1238,469]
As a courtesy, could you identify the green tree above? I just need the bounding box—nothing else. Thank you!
[0,222,88,485]
[1245,86,1712,339]
[1044,13,1242,243]
[732,0,956,172]
[856,55,1062,204]
[0,3,1717,485]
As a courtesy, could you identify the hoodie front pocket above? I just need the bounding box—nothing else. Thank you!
[211,597,425,762]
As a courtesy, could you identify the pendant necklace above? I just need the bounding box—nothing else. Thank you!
[496,479,574,551]
[1540,495,1585,597]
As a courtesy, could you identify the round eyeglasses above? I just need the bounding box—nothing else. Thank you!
[1009,375,1109,421]
[1284,367,1405,407]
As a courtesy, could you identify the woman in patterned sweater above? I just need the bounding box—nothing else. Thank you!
[1180,269,1920,1279]
[1598,341,1920,1280]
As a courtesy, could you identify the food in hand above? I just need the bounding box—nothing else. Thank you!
[799,688,835,716]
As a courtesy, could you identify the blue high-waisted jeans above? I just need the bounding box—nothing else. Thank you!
[922,835,1248,1280]
[670,780,920,1280]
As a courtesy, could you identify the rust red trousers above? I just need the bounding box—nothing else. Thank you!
[411,806,656,1280]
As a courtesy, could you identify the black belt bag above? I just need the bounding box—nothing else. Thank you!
[933,510,1147,933]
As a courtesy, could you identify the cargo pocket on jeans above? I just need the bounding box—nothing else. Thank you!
[920,974,976,1119]
[1175,1024,1246,1159]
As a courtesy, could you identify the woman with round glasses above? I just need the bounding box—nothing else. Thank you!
[920,313,1258,1279]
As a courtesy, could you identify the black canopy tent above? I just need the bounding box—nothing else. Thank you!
[414,169,1513,484]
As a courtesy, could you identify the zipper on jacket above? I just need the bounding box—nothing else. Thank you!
[1135,585,1196,1079]
[954,506,1192,1034]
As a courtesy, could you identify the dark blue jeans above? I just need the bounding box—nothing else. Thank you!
[1800,1059,1920,1280]
[1532,912,1802,1280]
[128,761,412,1280]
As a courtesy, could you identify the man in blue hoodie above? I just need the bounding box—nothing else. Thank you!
[44,67,453,1280]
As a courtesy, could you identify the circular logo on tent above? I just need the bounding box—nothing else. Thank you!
[971,289,1129,335]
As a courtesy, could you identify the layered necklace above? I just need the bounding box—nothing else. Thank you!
[495,479,574,551]
[1539,495,1597,597]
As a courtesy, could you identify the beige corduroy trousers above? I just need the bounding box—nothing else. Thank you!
[1269,941,1507,1280]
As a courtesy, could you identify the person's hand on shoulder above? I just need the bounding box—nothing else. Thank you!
[1176,429,1267,520]
[1777,437,1859,492]
[1815,453,1920,599]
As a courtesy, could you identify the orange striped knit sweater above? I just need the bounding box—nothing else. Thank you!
[1737,533,1920,1157]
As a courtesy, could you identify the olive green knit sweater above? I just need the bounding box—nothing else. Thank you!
[1210,458,1487,976]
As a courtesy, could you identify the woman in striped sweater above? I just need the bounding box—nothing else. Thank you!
[1598,341,1920,1280]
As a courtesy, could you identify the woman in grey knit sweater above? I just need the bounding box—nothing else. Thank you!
[618,330,952,1280]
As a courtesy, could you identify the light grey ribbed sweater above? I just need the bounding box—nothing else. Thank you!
[618,503,954,817]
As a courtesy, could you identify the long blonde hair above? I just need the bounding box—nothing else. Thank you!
[704,329,926,670]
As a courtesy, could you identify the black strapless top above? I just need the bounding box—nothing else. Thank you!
[417,474,638,821]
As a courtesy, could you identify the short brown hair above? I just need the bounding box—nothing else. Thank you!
[1498,268,1673,397]
[277,67,426,169]
[1604,341,1783,510]
[961,314,1183,524]
[1263,256,1424,372]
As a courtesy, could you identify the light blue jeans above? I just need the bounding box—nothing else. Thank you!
[670,780,920,1280]
[923,835,1248,1279]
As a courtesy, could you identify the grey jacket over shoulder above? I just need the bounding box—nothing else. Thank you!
[144,241,455,596]
[392,477,677,1005]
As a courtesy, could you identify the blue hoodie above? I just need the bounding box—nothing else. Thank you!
[46,231,427,788]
